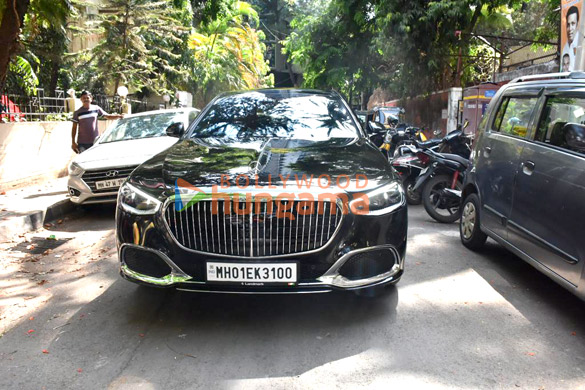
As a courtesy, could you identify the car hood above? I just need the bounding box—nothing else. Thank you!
[130,137,396,199]
[73,137,178,170]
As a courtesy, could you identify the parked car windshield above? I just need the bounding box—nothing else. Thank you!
[378,108,402,124]
[100,112,185,143]
[189,90,359,143]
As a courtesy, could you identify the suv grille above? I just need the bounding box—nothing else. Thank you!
[164,199,342,257]
[81,166,138,193]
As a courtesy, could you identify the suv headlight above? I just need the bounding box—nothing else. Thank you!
[350,181,404,215]
[68,162,84,176]
[118,182,162,215]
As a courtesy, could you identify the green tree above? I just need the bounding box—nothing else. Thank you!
[188,0,273,106]
[283,0,385,108]
[0,0,73,94]
[87,0,190,95]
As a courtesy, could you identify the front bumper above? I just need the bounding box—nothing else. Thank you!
[68,175,118,204]
[116,200,408,294]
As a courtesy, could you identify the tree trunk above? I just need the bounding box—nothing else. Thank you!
[0,0,30,91]
[49,61,59,96]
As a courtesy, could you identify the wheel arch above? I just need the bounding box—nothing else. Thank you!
[462,183,480,203]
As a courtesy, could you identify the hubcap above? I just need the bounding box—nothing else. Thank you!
[461,201,476,239]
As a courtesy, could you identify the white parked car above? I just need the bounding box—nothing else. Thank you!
[68,108,200,204]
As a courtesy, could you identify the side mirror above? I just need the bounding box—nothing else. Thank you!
[166,122,185,138]
[563,123,585,153]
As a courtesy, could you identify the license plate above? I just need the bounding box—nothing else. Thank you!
[95,178,126,190]
[206,262,297,284]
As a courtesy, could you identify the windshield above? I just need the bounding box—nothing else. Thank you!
[100,112,185,143]
[189,91,359,143]
[379,108,401,124]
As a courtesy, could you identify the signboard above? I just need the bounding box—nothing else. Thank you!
[561,0,583,72]
[484,90,496,98]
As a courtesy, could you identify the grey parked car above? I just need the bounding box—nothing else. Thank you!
[459,72,585,300]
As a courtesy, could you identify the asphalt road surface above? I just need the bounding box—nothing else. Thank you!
[1,204,584,390]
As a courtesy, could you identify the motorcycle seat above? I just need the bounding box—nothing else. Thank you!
[416,139,442,148]
[441,153,470,168]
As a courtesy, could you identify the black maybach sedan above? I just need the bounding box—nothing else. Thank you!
[116,89,407,295]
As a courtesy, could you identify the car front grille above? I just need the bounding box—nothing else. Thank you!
[164,199,342,257]
[81,166,138,193]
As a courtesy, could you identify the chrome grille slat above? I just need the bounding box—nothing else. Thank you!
[295,203,300,253]
[320,202,327,247]
[184,201,192,249]
[166,199,342,257]
[235,204,240,255]
[222,200,228,255]
[203,202,209,252]
[198,202,203,251]
[282,201,286,254]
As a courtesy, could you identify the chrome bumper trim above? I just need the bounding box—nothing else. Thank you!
[119,244,192,286]
[120,244,403,291]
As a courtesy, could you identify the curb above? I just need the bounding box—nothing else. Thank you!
[0,199,77,241]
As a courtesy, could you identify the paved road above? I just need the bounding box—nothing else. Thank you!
[1,204,584,390]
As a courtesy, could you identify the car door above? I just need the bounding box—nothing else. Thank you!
[475,88,541,239]
[507,90,585,286]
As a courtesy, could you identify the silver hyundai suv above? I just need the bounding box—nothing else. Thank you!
[459,72,585,300]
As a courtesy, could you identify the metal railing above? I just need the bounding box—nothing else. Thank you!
[0,89,151,123]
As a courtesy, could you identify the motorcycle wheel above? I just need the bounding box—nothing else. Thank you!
[422,174,462,223]
[404,178,422,205]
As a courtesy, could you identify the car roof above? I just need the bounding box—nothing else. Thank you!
[121,107,199,119]
[507,71,585,88]
[217,88,338,100]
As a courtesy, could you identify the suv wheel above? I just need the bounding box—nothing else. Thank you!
[460,193,487,250]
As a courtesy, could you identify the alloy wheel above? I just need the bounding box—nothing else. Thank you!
[461,201,476,240]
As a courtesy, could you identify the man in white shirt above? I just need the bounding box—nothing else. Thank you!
[562,6,580,71]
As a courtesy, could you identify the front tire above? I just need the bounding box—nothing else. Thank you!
[404,178,422,205]
[460,193,487,250]
[422,174,461,223]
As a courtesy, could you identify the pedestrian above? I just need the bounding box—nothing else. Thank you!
[71,90,123,153]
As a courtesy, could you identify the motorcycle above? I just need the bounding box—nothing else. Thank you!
[392,124,471,205]
[391,144,427,205]
[411,128,472,223]
[380,125,430,160]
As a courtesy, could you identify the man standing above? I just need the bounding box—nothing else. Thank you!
[71,91,123,153]
[562,6,580,71]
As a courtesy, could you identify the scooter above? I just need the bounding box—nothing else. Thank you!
[391,144,428,205]
[412,148,470,223]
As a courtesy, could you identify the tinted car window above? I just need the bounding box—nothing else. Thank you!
[536,96,585,155]
[493,96,537,137]
[190,91,359,142]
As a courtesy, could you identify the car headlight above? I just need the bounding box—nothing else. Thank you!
[68,162,84,176]
[350,181,404,215]
[118,182,162,215]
